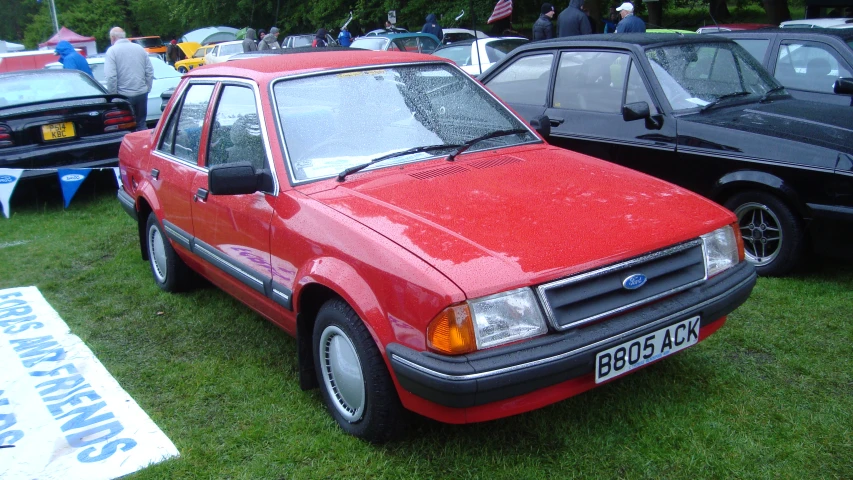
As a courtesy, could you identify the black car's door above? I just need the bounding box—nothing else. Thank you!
[543,49,677,172]
[482,50,556,122]
[770,38,853,105]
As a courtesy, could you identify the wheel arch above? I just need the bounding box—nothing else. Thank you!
[135,196,153,261]
[710,170,810,219]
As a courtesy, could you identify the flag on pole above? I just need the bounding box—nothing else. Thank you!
[487,0,513,24]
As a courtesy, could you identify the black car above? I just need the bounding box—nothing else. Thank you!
[0,69,137,178]
[479,34,853,275]
[713,28,853,105]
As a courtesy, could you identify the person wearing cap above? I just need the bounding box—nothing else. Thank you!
[54,40,94,79]
[615,2,646,33]
[258,27,281,50]
[557,0,592,37]
[533,3,556,41]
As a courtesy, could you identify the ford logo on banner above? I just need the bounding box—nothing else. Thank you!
[622,273,647,290]
[0,175,16,184]
[61,174,86,182]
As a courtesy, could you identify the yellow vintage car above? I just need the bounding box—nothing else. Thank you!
[174,42,210,73]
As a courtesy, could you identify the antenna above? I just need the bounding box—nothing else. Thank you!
[708,8,719,28]
[342,11,353,29]
[455,10,465,23]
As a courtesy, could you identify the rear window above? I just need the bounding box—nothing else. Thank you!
[350,38,389,50]
[133,37,164,48]
[220,43,243,55]
[485,39,528,63]
[0,71,104,107]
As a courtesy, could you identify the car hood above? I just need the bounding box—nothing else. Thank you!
[307,145,732,298]
[682,99,853,154]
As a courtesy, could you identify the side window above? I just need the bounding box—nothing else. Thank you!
[775,42,852,93]
[437,46,471,66]
[487,53,554,106]
[387,41,401,52]
[553,51,626,113]
[734,39,770,64]
[171,84,214,163]
[625,61,658,114]
[420,37,438,53]
[207,85,266,171]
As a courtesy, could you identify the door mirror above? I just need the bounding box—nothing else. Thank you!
[209,161,261,195]
[623,101,651,122]
[834,77,853,95]
[529,115,551,138]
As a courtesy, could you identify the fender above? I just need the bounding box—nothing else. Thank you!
[711,170,809,218]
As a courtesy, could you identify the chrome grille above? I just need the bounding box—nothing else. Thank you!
[536,240,707,331]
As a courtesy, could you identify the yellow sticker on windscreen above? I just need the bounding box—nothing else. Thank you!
[336,69,386,78]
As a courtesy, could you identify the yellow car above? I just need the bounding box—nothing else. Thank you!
[174,43,210,73]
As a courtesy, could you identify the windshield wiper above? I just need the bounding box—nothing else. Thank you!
[700,91,752,112]
[337,144,460,182]
[759,86,787,103]
[446,129,530,161]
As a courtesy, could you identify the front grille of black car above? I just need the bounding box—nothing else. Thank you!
[536,240,707,331]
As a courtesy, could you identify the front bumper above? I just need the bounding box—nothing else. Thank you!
[388,260,756,408]
[1,132,126,178]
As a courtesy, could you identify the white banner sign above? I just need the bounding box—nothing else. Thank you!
[0,286,179,480]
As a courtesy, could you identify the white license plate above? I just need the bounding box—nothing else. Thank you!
[595,316,700,383]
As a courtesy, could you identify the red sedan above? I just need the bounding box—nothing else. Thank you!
[117,51,756,442]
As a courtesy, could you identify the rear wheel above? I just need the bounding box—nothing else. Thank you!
[313,298,404,443]
[177,66,188,73]
[145,213,191,292]
[724,191,803,276]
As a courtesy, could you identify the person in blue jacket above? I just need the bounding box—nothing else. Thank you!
[421,14,443,42]
[54,40,94,79]
[338,27,352,47]
[615,2,646,33]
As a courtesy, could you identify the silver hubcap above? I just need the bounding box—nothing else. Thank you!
[319,325,365,422]
[734,202,783,267]
[148,224,168,283]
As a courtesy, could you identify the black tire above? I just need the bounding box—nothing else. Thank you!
[177,66,188,73]
[724,191,803,276]
[145,213,191,292]
[313,298,405,443]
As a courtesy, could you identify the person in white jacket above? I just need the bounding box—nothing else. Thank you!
[104,26,153,130]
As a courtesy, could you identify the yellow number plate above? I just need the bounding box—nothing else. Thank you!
[41,122,76,141]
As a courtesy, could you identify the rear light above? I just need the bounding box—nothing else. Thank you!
[0,124,13,148]
[104,109,137,132]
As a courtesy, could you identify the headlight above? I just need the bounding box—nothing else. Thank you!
[701,224,742,277]
[427,288,548,355]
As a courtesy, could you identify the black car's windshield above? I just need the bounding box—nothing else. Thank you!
[0,71,104,107]
[273,63,537,182]
[646,42,781,112]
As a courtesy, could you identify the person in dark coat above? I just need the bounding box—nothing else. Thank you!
[54,40,94,78]
[421,14,443,42]
[258,27,281,50]
[533,3,556,41]
[557,0,592,37]
[313,28,329,47]
[615,2,646,33]
[242,28,258,52]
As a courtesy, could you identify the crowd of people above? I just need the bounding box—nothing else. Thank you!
[533,0,646,41]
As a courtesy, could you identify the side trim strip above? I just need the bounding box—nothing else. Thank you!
[162,219,192,251]
[392,274,754,382]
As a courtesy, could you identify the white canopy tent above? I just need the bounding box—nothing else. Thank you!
[0,40,25,53]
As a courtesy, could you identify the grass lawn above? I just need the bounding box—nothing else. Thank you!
[1,176,851,479]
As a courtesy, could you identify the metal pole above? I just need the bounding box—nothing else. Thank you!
[48,0,60,34]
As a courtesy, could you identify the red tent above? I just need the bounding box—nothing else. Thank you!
[39,27,97,56]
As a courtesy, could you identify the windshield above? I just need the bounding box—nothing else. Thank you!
[291,36,313,47]
[350,38,389,51]
[645,42,780,111]
[151,58,181,78]
[0,71,104,107]
[273,63,536,182]
[133,37,163,48]
[220,43,243,55]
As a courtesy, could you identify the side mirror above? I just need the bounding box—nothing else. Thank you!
[834,77,853,95]
[209,162,261,195]
[529,115,551,138]
[623,101,651,121]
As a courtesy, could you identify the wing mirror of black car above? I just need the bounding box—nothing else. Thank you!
[529,115,551,138]
[834,77,853,97]
[623,101,662,129]
[209,162,267,195]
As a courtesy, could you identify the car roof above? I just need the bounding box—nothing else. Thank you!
[514,33,735,52]
[227,46,355,60]
[432,37,526,51]
[712,26,853,40]
[189,50,445,78]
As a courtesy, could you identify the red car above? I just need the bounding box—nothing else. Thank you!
[117,51,756,442]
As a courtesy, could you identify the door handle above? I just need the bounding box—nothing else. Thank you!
[151,168,160,179]
[194,188,208,202]
[549,117,565,126]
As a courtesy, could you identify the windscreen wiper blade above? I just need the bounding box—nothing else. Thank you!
[337,144,460,182]
[446,129,530,161]
[759,86,787,103]
[700,91,752,112]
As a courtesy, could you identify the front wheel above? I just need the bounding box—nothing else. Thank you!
[177,66,188,73]
[724,191,803,276]
[313,298,404,443]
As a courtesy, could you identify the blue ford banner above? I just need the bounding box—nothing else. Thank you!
[0,169,23,219]
[57,168,91,208]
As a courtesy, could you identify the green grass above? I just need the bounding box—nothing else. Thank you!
[1,178,851,479]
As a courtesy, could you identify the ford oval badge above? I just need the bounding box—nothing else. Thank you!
[0,175,16,184]
[622,273,647,290]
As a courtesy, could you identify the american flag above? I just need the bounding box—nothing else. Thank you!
[487,0,513,24]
